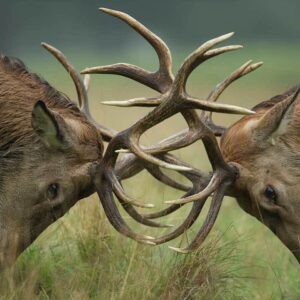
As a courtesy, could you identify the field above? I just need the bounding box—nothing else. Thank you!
[1,43,300,299]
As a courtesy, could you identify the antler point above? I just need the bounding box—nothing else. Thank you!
[141,240,156,246]
[144,235,155,240]
[226,32,235,37]
[80,68,89,74]
[115,148,130,153]
[99,7,109,12]
[164,200,177,205]
[168,246,190,254]
[145,203,155,208]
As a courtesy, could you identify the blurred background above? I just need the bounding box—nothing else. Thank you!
[1,1,300,299]
[1,0,300,130]
[2,0,300,54]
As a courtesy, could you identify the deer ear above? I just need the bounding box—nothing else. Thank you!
[253,88,300,144]
[31,100,69,150]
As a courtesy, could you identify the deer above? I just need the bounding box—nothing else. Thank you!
[0,7,298,269]
[0,8,250,268]
[80,8,300,263]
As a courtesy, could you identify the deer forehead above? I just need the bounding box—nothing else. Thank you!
[65,117,102,162]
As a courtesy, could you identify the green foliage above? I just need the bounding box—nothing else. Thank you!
[1,198,300,299]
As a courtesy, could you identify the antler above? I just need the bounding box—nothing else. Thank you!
[41,42,117,143]
[41,40,194,212]
[202,59,263,136]
[82,8,255,170]
[82,8,262,251]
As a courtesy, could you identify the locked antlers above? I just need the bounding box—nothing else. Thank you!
[81,8,262,252]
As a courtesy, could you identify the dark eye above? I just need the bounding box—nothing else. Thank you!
[47,183,60,200]
[264,185,277,203]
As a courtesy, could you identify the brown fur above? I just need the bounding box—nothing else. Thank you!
[0,55,103,266]
[220,85,300,262]
[221,85,300,165]
[0,55,102,170]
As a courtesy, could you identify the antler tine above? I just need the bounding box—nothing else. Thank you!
[152,133,236,249]
[142,153,211,220]
[42,42,118,143]
[87,9,254,115]
[170,182,228,253]
[207,60,263,102]
[101,153,195,240]
[124,111,203,156]
[117,198,174,228]
[101,60,261,138]
[118,151,211,221]
[142,203,182,219]
[110,175,155,208]
[41,43,90,117]
[122,98,240,173]
[145,165,190,192]
[115,152,189,191]
[95,150,212,243]
[202,60,263,135]
[173,33,238,93]
[95,177,156,245]
[83,74,91,91]
[114,153,191,222]
[102,97,161,107]
[81,7,174,93]
[90,8,259,251]
[82,8,254,171]
[97,47,255,115]
[131,154,213,245]
[100,7,173,77]
[149,200,206,245]
[165,173,219,205]
[82,64,161,93]
[93,123,117,142]
[113,157,184,222]
[113,155,186,228]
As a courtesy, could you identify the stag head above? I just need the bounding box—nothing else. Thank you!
[0,54,104,266]
[221,87,300,261]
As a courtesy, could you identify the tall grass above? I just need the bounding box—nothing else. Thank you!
[1,44,300,299]
[1,194,300,299]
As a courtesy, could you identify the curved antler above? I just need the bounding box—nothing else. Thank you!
[82,8,254,170]
[41,42,117,143]
[41,40,195,213]
[43,7,261,251]
[82,8,261,250]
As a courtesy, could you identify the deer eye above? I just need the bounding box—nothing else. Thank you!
[264,185,277,203]
[47,183,60,200]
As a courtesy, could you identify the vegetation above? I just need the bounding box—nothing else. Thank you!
[1,45,300,299]
[1,193,300,299]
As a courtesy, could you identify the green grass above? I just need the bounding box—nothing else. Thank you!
[2,194,300,299]
[1,43,300,299]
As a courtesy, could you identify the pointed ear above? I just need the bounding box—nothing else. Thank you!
[253,88,300,144]
[31,100,69,150]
